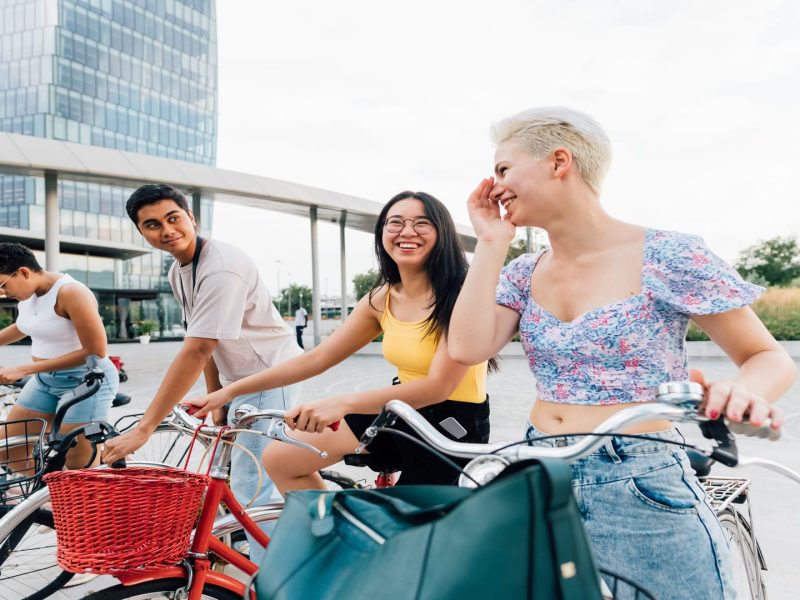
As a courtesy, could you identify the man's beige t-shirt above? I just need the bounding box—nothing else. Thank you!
[168,239,302,385]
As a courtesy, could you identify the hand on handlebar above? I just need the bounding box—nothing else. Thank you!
[690,369,784,430]
[0,365,30,384]
[182,387,235,419]
[284,397,343,433]
[102,428,149,465]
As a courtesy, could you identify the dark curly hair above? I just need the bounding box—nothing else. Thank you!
[0,243,42,275]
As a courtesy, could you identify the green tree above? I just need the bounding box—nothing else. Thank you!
[735,235,800,287]
[505,239,528,265]
[353,269,379,300]
[277,284,312,317]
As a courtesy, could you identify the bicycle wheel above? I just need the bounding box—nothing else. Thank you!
[83,578,241,600]
[718,510,767,600]
[0,507,74,600]
[115,415,209,470]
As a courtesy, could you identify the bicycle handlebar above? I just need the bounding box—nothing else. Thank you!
[49,367,105,443]
[373,381,799,486]
[170,403,333,458]
[381,399,692,461]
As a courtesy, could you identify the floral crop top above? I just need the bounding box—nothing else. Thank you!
[495,229,764,405]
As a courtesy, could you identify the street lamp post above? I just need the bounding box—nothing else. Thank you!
[287,274,293,319]
[275,260,281,315]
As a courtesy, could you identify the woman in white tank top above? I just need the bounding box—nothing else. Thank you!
[0,243,118,469]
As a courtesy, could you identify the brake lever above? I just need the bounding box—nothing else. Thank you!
[698,417,739,467]
[354,408,397,454]
[266,420,328,459]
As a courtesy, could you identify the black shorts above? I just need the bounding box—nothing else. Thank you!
[344,398,490,486]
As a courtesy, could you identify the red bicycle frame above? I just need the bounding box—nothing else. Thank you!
[113,475,267,599]
[110,426,271,600]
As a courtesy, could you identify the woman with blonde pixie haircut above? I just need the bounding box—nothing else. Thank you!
[448,107,796,597]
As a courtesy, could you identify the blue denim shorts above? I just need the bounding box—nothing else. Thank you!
[227,382,302,568]
[525,422,736,600]
[17,357,119,424]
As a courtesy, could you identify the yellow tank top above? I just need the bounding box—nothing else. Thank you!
[380,290,487,403]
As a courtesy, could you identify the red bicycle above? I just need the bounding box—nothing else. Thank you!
[48,404,335,600]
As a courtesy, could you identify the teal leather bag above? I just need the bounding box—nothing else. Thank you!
[255,460,602,600]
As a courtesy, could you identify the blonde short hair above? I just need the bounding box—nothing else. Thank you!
[491,107,612,193]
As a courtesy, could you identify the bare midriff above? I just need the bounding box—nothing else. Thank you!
[530,399,672,436]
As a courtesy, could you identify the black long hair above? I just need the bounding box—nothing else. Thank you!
[368,191,498,371]
[369,191,465,339]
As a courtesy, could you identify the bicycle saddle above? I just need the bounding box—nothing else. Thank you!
[112,393,132,408]
[343,453,400,473]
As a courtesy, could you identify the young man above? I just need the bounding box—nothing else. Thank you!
[293,304,308,349]
[103,184,302,564]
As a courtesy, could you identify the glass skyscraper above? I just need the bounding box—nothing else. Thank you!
[0,0,217,340]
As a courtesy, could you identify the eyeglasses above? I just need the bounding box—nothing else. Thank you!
[0,270,17,298]
[384,217,435,234]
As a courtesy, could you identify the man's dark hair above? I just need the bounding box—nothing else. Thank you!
[0,243,42,274]
[126,184,191,225]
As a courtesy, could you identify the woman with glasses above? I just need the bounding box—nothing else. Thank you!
[187,191,491,490]
[0,243,118,468]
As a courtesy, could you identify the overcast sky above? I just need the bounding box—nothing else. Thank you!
[211,0,799,299]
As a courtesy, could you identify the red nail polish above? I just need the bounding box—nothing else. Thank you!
[709,410,719,419]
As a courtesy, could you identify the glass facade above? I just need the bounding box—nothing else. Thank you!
[0,0,217,340]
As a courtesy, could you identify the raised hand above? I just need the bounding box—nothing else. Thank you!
[467,178,515,245]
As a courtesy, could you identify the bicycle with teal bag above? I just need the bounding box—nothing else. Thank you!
[255,380,800,600]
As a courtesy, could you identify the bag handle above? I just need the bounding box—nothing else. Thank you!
[307,486,469,538]
[536,459,600,600]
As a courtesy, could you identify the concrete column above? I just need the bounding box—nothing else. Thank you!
[525,227,533,253]
[192,190,202,230]
[310,206,321,346]
[339,211,347,321]
[44,171,59,272]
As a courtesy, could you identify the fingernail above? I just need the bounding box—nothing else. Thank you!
[709,410,719,419]
[730,412,740,421]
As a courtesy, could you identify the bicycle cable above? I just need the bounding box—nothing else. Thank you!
[186,427,264,507]
[374,427,482,487]
[489,431,695,454]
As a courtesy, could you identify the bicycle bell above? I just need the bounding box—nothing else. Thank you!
[655,381,704,407]
[458,454,511,488]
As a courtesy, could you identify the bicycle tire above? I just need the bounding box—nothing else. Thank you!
[83,578,241,600]
[718,510,767,600]
[114,415,210,470]
[0,507,74,600]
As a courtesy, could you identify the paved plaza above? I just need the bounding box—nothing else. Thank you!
[0,341,797,598]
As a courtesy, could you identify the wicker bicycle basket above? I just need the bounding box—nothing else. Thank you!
[0,418,47,503]
[44,467,209,574]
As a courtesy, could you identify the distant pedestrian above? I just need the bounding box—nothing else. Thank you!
[294,305,308,349]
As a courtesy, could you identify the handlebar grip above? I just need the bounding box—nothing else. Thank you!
[103,431,127,468]
[329,420,340,432]
[727,419,781,441]
[183,403,201,416]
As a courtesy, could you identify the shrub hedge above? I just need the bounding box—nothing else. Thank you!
[686,288,800,341]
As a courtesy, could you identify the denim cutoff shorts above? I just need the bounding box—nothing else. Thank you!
[17,356,119,424]
[525,421,736,600]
